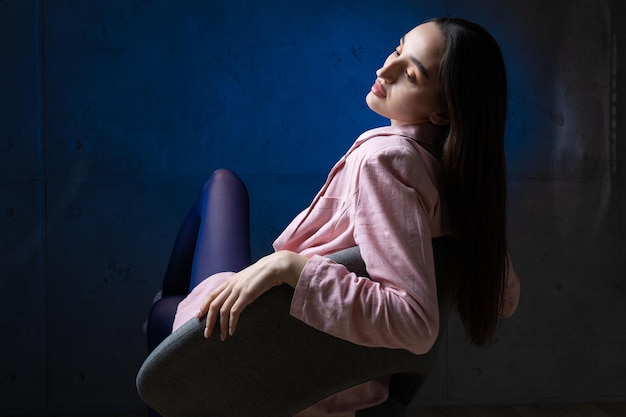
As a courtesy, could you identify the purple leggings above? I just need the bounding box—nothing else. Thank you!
[146,169,251,351]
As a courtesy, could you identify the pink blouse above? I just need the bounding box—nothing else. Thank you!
[174,123,521,416]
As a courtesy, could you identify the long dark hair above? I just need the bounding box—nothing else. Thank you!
[433,17,509,346]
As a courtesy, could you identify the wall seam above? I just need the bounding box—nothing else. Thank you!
[36,0,49,409]
[612,0,623,179]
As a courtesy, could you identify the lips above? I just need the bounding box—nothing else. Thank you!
[370,81,386,98]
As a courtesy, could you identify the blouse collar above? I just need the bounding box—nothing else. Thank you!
[355,123,448,159]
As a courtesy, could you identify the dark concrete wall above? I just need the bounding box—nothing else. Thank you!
[1,0,624,414]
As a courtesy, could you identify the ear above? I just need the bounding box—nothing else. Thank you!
[429,111,450,126]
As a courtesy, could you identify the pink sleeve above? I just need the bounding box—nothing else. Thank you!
[289,146,440,355]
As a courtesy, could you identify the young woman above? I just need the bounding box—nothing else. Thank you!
[172,17,520,416]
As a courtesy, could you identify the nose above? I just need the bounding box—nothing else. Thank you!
[376,61,400,83]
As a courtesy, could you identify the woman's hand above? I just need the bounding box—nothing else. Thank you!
[195,250,308,341]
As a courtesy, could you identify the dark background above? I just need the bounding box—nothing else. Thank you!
[1,0,624,414]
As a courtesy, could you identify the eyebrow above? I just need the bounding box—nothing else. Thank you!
[400,35,430,79]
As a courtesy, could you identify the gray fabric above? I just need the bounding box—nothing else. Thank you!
[327,246,369,278]
[136,237,457,417]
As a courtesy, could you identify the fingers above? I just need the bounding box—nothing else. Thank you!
[197,282,229,339]
[218,292,248,340]
[199,282,246,341]
[219,295,231,341]
[194,254,290,341]
[196,280,228,320]
[228,298,246,337]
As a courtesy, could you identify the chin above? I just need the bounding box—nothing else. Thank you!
[365,94,386,118]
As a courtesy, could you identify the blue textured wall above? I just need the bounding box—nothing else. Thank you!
[1,0,625,414]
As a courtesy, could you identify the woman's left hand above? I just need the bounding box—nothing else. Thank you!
[195,250,308,341]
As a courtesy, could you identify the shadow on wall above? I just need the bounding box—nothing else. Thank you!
[443,0,626,404]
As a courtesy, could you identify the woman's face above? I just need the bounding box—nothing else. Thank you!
[366,22,448,126]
